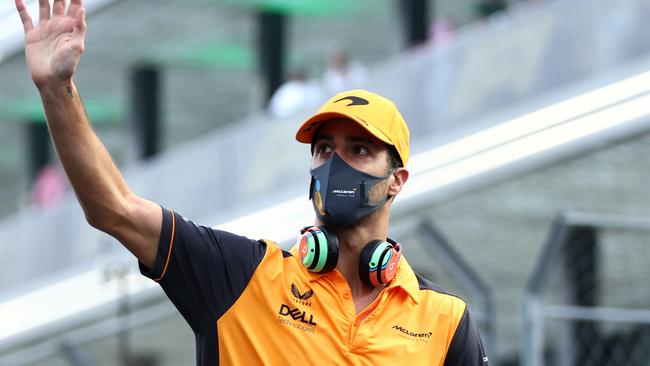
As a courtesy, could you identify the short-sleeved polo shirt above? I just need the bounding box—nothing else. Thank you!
[140,208,488,365]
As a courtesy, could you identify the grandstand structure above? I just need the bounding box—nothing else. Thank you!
[1,0,650,365]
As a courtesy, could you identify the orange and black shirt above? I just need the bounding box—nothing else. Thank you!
[140,208,488,365]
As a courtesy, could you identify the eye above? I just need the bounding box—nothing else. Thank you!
[316,144,333,155]
[353,145,369,155]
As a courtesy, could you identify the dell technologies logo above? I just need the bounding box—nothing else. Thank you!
[278,304,317,326]
[278,284,317,332]
[277,304,318,333]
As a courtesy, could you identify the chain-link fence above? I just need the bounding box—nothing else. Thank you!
[523,213,650,366]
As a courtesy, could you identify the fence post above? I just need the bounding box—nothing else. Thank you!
[131,64,161,160]
[257,9,287,107]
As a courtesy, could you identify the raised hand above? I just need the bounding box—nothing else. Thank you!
[15,1,162,270]
[16,0,87,87]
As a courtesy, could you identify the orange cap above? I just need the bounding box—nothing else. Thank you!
[295,89,410,166]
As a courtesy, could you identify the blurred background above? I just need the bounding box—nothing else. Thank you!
[1,0,650,365]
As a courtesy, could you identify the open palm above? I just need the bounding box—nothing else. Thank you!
[16,0,87,86]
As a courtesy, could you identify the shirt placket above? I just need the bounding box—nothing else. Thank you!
[327,270,392,352]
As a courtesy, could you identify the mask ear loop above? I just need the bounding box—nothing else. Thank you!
[309,176,315,200]
[364,194,392,209]
[360,168,396,208]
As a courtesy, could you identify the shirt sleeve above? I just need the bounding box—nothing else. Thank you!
[139,207,266,333]
[443,308,489,366]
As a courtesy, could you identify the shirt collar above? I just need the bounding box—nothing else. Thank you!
[386,256,420,304]
[289,244,420,303]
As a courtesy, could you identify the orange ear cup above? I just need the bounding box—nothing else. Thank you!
[380,243,401,284]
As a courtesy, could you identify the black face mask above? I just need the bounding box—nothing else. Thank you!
[309,152,392,227]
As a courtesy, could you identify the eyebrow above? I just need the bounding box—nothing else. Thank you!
[347,136,377,145]
[313,134,377,145]
[311,134,332,154]
[313,134,333,145]
[311,134,384,156]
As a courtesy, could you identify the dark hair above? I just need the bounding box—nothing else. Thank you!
[387,145,402,171]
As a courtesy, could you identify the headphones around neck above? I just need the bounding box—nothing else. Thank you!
[298,226,402,288]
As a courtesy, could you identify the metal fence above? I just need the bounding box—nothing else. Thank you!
[394,219,497,364]
[523,212,650,366]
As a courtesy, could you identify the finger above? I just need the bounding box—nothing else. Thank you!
[15,0,34,33]
[38,0,51,23]
[53,0,65,17]
[73,7,86,42]
[67,0,81,19]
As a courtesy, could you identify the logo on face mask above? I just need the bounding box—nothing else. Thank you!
[313,180,326,216]
[331,188,357,197]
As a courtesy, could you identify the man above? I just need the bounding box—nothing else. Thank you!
[16,0,488,364]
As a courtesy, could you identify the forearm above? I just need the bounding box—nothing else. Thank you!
[38,79,132,229]
[18,0,160,267]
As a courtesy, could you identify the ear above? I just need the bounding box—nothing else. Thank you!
[388,167,409,197]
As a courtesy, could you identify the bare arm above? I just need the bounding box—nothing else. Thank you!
[16,0,160,268]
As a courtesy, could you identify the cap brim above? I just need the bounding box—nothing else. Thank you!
[295,111,393,146]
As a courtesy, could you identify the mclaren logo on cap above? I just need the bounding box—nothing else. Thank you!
[334,96,369,106]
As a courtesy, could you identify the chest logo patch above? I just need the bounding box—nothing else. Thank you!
[277,304,318,333]
[290,283,314,307]
[291,283,314,300]
[392,325,432,343]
